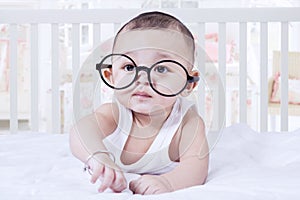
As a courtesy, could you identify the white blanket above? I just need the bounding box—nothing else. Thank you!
[1,124,300,200]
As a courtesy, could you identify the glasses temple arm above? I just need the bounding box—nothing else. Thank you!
[187,75,200,83]
[96,64,112,71]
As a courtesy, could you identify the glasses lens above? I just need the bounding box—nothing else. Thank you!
[150,61,187,96]
[100,54,137,89]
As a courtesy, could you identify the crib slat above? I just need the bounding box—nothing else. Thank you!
[1,9,300,24]
[93,23,101,104]
[9,24,18,134]
[114,23,121,33]
[218,22,226,129]
[197,22,205,118]
[30,23,39,131]
[51,23,60,133]
[93,23,101,47]
[260,22,268,132]
[239,22,247,123]
[72,23,80,122]
[280,22,289,131]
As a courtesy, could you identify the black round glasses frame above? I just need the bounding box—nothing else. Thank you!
[96,53,199,97]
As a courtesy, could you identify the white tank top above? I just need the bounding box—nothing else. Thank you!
[102,97,195,175]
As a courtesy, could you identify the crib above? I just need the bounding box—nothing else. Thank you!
[1,8,300,199]
[1,8,299,134]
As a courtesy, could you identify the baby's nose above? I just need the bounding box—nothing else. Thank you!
[136,70,149,86]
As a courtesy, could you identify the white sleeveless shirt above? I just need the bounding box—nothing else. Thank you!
[102,97,195,175]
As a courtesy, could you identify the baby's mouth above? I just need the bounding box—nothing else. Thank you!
[132,91,152,98]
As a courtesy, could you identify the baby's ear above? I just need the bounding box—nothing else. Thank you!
[181,70,199,97]
[102,65,113,82]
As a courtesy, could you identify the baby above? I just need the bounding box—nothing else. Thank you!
[70,11,208,195]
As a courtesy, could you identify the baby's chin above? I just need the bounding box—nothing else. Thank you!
[129,103,170,116]
[114,94,176,115]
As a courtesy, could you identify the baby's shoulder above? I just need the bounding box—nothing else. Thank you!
[95,102,118,113]
[183,105,203,120]
[94,102,119,124]
[181,106,205,129]
[92,102,120,137]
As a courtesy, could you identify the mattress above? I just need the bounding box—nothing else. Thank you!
[1,124,300,200]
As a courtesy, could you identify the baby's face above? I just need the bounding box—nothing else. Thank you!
[109,29,195,114]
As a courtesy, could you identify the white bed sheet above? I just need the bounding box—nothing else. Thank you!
[1,124,300,200]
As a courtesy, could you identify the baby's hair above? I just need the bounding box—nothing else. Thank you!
[113,11,195,61]
[117,11,194,40]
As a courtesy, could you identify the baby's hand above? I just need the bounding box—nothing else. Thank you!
[87,155,127,193]
[129,175,173,195]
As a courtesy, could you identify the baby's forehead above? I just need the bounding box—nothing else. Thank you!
[113,29,194,64]
[125,48,180,58]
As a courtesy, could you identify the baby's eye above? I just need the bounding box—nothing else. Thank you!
[124,64,135,72]
[154,65,169,73]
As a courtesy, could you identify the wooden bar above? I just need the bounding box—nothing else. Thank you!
[114,23,121,33]
[218,22,226,129]
[51,23,60,133]
[93,23,101,104]
[30,23,39,131]
[9,24,18,134]
[197,22,205,118]
[72,23,81,122]
[1,8,300,23]
[239,22,247,123]
[260,22,268,132]
[280,22,289,131]
[93,23,101,47]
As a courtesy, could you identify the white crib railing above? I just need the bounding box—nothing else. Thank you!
[1,8,299,134]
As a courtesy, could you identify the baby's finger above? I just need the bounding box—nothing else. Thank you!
[129,179,137,193]
[135,182,150,195]
[129,178,144,194]
[111,170,127,192]
[98,166,114,192]
[144,186,158,195]
[90,164,104,184]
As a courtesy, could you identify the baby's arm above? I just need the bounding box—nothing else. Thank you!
[69,103,127,192]
[161,109,208,190]
[130,108,208,194]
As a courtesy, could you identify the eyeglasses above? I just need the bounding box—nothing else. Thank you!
[96,53,199,97]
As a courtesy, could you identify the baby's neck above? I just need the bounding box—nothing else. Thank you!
[130,109,171,139]
[132,105,173,129]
